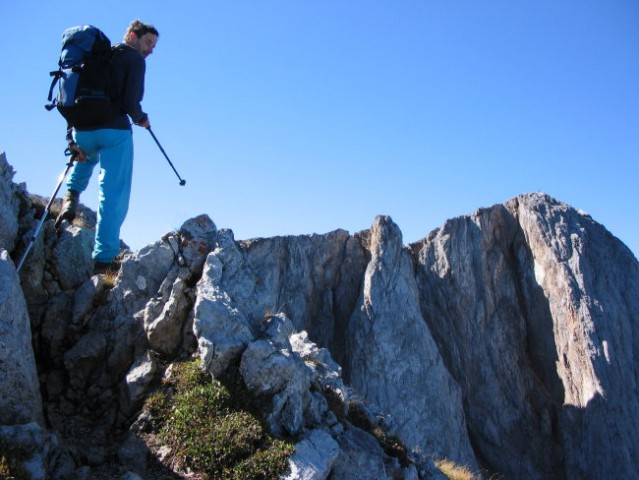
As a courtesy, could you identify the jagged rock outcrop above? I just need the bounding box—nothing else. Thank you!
[0,152,21,252]
[345,216,475,466]
[510,195,639,478]
[412,202,563,477]
[411,195,639,478]
[0,249,43,426]
[1,150,638,479]
[283,429,339,480]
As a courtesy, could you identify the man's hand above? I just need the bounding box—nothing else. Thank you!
[68,142,87,162]
[136,117,151,129]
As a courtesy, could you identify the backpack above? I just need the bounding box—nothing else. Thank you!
[46,25,122,128]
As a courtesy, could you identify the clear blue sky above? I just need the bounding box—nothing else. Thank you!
[2,1,638,258]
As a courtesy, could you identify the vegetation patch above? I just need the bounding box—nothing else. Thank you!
[144,359,294,480]
[0,453,28,480]
[435,458,480,480]
[0,456,11,479]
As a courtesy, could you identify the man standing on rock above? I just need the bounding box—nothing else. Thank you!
[55,20,159,275]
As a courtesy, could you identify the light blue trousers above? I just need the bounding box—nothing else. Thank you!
[67,129,133,263]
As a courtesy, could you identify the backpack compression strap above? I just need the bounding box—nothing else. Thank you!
[45,69,63,110]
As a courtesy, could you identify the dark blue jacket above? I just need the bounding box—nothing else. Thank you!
[72,43,147,133]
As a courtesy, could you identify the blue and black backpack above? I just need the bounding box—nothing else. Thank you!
[46,25,123,128]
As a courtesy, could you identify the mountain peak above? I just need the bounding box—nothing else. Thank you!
[2,151,638,479]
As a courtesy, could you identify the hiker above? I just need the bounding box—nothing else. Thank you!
[55,19,159,274]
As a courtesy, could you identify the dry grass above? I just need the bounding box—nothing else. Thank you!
[72,217,93,230]
[0,453,28,479]
[435,458,479,480]
[103,268,119,289]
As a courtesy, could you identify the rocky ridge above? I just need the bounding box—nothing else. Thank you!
[1,150,638,479]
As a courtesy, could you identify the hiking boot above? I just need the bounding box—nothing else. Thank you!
[55,190,80,229]
[93,260,120,276]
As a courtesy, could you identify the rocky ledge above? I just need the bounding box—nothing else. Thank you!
[1,151,638,479]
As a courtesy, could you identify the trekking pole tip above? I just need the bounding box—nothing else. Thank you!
[179,179,186,186]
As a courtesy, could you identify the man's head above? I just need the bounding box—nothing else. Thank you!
[124,19,159,58]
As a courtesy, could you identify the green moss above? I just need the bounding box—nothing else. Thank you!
[169,359,210,392]
[143,391,171,431]
[145,359,294,479]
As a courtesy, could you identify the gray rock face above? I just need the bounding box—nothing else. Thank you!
[413,202,563,477]
[193,230,253,377]
[0,423,58,480]
[346,216,476,466]
[283,429,340,480]
[241,337,312,436]
[51,224,94,290]
[0,249,43,426]
[2,150,639,480]
[412,193,639,478]
[202,228,368,353]
[0,152,20,253]
[508,194,639,479]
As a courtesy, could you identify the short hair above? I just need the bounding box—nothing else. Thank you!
[124,19,159,41]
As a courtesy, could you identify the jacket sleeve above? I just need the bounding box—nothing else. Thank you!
[121,55,147,124]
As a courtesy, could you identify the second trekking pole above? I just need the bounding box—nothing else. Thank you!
[16,155,75,272]
[147,126,186,186]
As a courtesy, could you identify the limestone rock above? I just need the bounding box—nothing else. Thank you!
[3,147,639,480]
[411,193,639,478]
[63,330,108,391]
[126,350,159,409]
[0,152,20,253]
[203,228,368,353]
[117,432,149,473]
[290,330,347,406]
[0,249,43,425]
[143,275,191,356]
[132,217,217,356]
[507,193,639,479]
[347,216,476,467]
[178,214,217,272]
[283,429,340,480]
[50,224,94,290]
[330,427,418,480]
[194,232,254,377]
[240,337,312,436]
[113,238,182,316]
[0,423,58,480]
[412,202,554,477]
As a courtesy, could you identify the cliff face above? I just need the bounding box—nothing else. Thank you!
[411,196,639,478]
[1,151,638,479]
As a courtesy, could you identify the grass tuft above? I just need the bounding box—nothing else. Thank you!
[435,458,480,480]
[0,456,10,478]
[0,453,29,480]
[102,268,119,289]
[144,359,294,479]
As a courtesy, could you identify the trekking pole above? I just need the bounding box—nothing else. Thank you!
[146,127,186,186]
[16,154,76,272]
